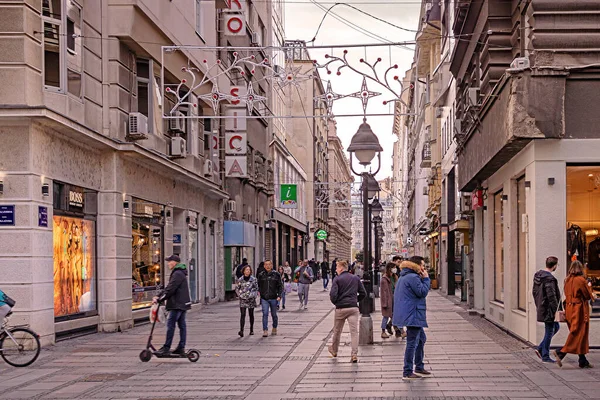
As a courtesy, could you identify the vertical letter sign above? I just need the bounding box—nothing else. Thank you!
[224,0,246,36]
[280,184,297,209]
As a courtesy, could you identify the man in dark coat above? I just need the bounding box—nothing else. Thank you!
[321,260,330,291]
[309,259,319,282]
[532,256,561,363]
[155,255,192,355]
[257,260,283,337]
[393,256,431,380]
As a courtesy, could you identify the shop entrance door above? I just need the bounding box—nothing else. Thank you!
[189,229,198,303]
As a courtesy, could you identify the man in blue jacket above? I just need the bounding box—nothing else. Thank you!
[393,256,431,380]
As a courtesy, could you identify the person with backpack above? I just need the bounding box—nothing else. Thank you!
[154,255,192,356]
[0,288,15,321]
[532,256,561,363]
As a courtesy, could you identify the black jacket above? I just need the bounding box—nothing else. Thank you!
[330,271,367,309]
[159,264,192,311]
[258,270,283,300]
[321,262,329,278]
[532,270,560,323]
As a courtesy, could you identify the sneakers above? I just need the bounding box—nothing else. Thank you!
[402,373,422,381]
[155,346,170,355]
[534,348,542,360]
[171,347,186,356]
[303,305,308,310]
[249,330,254,335]
[328,346,337,358]
[282,305,285,310]
[271,328,278,336]
[580,363,593,369]
[238,330,244,338]
[351,355,358,363]
[542,358,557,364]
[414,369,432,376]
[381,331,390,339]
[298,304,304,311]
[262,330,268,337]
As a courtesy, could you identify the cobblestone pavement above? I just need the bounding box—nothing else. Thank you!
[1,289,600,400]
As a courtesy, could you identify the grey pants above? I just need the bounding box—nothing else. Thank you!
[0,304,11,321]
[298,283,310,306]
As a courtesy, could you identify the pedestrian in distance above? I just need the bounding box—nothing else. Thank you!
[321,259,330,291]
[283,261,293,280]
[236,265,258,337]
[256,261,266,277]
[393,256,431,380]
[309,258,319,283]
[532,256,561,363]
[296,260,314,310]
[235,258,249,279]
[277,265,290,310]
[554,260,596,368]
[380,262,395,339]
[257,260,283,337]
[328,260,367,363]
[331,258,338,280]
[154,255,192,356]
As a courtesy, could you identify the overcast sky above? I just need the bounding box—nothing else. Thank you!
[284,0,421,179]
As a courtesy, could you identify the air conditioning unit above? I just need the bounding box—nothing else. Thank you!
[128,112,149,140]
[468,87,480,106]
[509,56,530,71]
[435,107,443,118]
[225,200,236,213]
[459,193,472,213]
[169,136,187,158]
[251,31,261,46]
[168,112,185,134]
[203,159,213,177]
[454,118,462,136]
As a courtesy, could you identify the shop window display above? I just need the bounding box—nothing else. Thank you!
[567,166,600,315]
[132,222,163,309]
[53,216,96,318]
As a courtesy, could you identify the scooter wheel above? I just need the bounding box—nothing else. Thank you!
[187,350,200,363]
[139,349,152,362]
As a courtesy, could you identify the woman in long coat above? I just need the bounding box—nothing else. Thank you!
[237,265,259,337]
[555,260,595,368]
[380,262,395,339]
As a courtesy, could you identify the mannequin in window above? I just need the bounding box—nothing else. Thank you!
[567,224,586,263]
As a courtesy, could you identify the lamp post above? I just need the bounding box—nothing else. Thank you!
[370,198,384,290]
[347,119,383,345]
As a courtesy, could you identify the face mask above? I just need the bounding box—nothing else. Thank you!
[392,268,397,274]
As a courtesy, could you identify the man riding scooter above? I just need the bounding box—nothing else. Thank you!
[154,254,192,356]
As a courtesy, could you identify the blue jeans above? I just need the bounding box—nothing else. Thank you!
[261,299,278,331]
[164,310,187,350]
[323,276,329,289]
[538,322,560,361]
[381,316,390,330]
[404,327,426,376]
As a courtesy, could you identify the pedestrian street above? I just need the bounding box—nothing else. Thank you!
[1,290,600,400]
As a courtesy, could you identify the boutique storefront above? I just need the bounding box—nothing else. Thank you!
[52,182,98,322]
[473,139,600,347]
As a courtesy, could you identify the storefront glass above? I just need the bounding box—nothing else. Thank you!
[566,166,600,315]
[53,216,96,318]
[494,191,504,302]
[132,198,164,310]
[189,229,198,303]
[517,177,527,310]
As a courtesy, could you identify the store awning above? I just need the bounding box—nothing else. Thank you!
[224,221,256,247]
[271,209,307,233]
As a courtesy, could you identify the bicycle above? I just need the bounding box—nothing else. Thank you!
[0,310,41,367]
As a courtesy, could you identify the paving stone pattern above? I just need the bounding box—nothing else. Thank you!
[1,289,600,399]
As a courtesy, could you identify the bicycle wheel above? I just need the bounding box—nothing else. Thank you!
[0,327,41,367]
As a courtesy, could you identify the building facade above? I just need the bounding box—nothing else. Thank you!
[448,0,600,345]
[326,121,353,262]
[0,0,230,344]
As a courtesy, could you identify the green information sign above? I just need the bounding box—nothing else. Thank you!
[280,184,297,209]
[316,229,328,240]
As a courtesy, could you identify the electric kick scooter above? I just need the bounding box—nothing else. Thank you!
[139,300,200,363]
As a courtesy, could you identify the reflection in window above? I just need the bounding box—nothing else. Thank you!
[494,191,504,302]
[517,178,527,310]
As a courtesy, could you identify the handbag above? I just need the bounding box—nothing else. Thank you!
[555,300,566,323]
[2,293,15,308]
[285,282,292,294]
[291,282,298,292]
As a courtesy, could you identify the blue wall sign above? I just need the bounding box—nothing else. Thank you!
[38,206,48,227]
[0,205,15,226]
[173,234,182,244]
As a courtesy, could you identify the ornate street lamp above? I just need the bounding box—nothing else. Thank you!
[347,119,383,345]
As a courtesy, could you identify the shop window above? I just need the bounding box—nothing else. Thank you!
[494,191,504,303]
[567,166,600,316]
[131,199,165,309]
[52,182,98,321]
[517,177,527,311]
